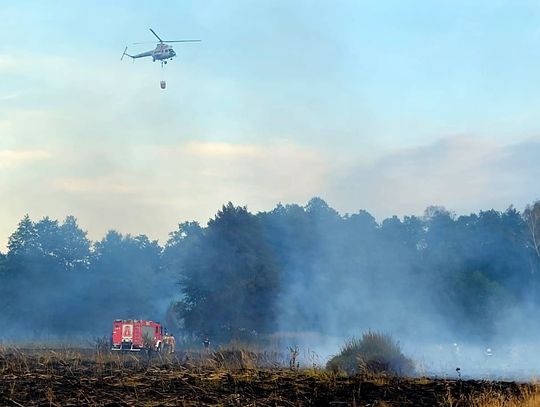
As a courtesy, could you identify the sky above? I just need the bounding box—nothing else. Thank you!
[1,0,540,248]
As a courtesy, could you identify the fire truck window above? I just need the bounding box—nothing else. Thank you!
[155,326,159,334]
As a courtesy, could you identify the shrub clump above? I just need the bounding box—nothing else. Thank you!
[326,331,414,376]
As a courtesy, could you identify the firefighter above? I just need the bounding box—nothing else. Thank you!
[163,333,171,354]
[169,333,176,353]
[203,336,210,349]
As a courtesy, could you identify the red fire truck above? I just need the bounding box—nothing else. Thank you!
[111,319,164,352]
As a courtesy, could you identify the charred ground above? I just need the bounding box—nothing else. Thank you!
[0,347,538,407]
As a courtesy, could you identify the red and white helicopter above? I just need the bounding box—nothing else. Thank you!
[121,28,200,67]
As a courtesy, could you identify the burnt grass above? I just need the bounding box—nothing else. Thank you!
[0,348,535,406]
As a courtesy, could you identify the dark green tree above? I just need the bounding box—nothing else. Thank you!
[3,215,92,335]
[7,214,38,261]
[89,231,164,331]
[173,203,280,341]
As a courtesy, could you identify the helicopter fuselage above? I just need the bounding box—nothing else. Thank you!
[151,43,176,61]
[130,43,176,61]
[121,29,199,64]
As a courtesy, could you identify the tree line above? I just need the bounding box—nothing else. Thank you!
[1,198,539,342]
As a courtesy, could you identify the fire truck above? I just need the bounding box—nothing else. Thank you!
[111,319,164,352]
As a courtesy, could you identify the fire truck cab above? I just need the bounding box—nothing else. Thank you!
[111,319,164,352]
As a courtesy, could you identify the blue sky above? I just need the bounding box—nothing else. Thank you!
[1,1,540,247]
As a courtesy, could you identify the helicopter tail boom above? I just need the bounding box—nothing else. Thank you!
[120,46,133,61]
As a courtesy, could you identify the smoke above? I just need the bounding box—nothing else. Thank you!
[258,199,540,378]
[1,198,540,379]
[0,220,178,341]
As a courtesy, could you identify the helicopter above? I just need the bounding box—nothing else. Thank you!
[121,28,200,67]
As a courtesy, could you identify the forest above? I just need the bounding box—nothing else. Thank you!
[1,198,539,344]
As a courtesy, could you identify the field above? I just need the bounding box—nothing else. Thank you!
[0,347,539,406]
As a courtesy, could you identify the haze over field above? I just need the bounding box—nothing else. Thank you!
[2,1,540,382]
[1,199,540,380]
[2,1,540,247]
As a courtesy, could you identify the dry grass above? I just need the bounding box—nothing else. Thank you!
[440,381,540,407]
[467,384,540,407]
[0,346,538,406]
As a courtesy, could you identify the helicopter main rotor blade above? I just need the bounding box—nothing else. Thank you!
[149,28,163,43]
[131,40,201,44]
[163,39,202,43]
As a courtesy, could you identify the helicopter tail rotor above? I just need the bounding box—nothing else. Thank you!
[121,46,135,61]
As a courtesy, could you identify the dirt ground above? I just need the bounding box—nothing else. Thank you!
[0,349,535,406]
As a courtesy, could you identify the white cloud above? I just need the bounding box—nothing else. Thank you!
[4,135,540,251]
[2,136,540,251]
[0,141,328,249]
[52,178,139,194]
[2,47,540,249]
[183,141,265,157]
[0,149,52,168]
[0,93,19,101]
[0,54,16,70]
[328,136,540,219]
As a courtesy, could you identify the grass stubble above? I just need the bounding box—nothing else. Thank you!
[0,344,539,406]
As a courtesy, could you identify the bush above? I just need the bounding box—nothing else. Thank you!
[326,331,414,376]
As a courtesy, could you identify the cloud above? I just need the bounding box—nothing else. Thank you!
[328,136,540,218]
[3,135,540,251]
[0,141,328,249]
[52,178,139,194]
[0,54,16,70]
[2,135,540,251]
[0,149,52,168]
[1,48,539,247]
[183,141,263,157]
[0,93,19,101]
